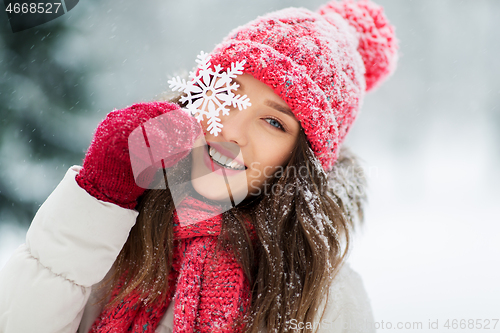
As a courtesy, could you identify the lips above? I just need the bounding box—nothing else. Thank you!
[207,142,246,168]
[201,143,246,176]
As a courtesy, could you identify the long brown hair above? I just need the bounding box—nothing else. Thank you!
[103,118,366,332]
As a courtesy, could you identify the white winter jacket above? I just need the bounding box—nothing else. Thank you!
[0,166,375,333]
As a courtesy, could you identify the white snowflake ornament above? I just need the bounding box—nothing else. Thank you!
[168,51,251,136]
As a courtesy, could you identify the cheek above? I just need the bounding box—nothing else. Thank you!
[250,146,291,182]
[199,119,208,134]
[260,142,293,169]
[199,120,215,140]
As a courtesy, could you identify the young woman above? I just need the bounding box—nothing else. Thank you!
[0,0,398,332]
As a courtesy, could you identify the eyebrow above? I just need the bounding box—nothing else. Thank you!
[265,100,294,118]
[232,78,245,92]
[232,78,294,118]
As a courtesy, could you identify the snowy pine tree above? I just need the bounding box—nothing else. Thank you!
[0,12,92,227]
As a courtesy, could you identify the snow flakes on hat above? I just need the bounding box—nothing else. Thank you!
[174,0,398,171]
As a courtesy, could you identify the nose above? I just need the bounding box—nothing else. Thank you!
[219,105,250,147]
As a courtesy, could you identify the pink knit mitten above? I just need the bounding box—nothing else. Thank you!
[76,101,202,209]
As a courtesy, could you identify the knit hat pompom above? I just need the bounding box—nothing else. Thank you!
[318,0,398,91]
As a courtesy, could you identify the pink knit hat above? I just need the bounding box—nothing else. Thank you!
[207,0,398,172]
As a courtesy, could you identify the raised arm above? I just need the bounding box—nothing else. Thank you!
[0,101,201,333]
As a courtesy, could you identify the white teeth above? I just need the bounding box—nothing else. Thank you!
[219,155,228,165]
[208,146,245,170]
[213,151,222,161]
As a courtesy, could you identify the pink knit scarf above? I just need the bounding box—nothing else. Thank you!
[89,196,252,332]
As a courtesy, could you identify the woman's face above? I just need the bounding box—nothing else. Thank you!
[190,73,300,204]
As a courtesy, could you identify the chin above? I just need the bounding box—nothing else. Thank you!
[191,176,231,202]
[190,171,250,204]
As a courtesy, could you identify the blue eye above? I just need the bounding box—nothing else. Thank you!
[265,117,285,131]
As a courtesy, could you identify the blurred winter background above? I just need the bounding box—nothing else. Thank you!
[0,0,499,331]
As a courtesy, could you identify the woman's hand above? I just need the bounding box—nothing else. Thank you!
[75,101,202,209]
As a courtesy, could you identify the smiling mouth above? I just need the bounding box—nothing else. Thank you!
[207,145,247,170]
